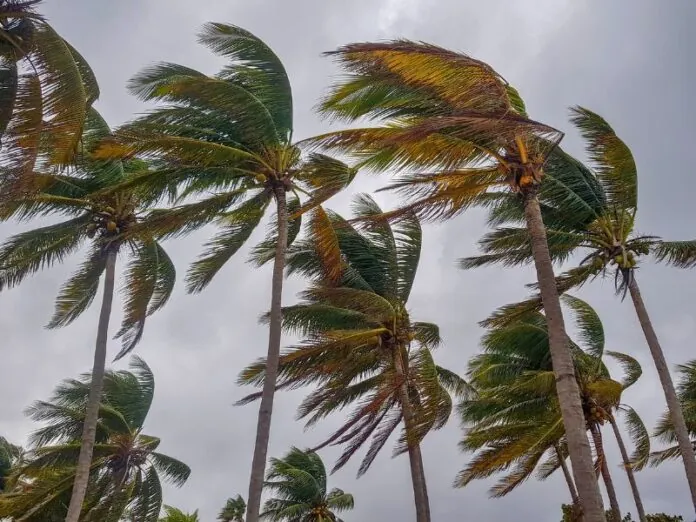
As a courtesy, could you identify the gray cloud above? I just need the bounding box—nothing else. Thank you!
[2,0,695,520]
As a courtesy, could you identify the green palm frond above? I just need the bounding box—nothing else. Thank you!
[148,452,190,487]
[47,244,107,329]
[619,405,650,470]
[186,190,271,292]
[115,239,176,359]
[606,351,642,389]
[569,106,636,211]
[198,22,293,139]
[30,23,92,165]
[651,240,696,269]
[0,215,88,291]
[560,294,604,359]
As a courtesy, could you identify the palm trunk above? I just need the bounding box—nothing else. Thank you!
[609,415,646,522]
[393,345,431,522]
[628,276,696,512]
[523,189,605,522]
[557,444,584,522]
[591,426,621,522]
[245,185,289,522]
[557,444,580,505]
[65,249,117,522]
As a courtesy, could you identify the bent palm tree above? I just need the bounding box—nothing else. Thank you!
[219,495,246,522]
[1,0,98,194]
[459,295,649,522]
[99,24,356,522]
[314,40,604,521]
[0,357,190,521]
[261,448,354,522]
[240,195,470,522]
[463,106,696,511]
[0,109,177,522]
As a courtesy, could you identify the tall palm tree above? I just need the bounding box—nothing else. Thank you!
[240,195,470,522]
[462,106,696,511]
[97,23,356,522]
[159,506,200,522]
[313,40,605,521]
[0,0,98,194]
[218,495,246,522]
[261,448,354,522]
[459,295,649,522]
[0,109,177,522]
[0,357,190,521]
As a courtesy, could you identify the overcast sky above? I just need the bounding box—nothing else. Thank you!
[2,1,696,520]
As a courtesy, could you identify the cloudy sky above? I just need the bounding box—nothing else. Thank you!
[2,0,696,520]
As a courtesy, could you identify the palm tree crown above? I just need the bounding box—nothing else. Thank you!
[0,108,175,357]
[459,295,648,499]
[261,448,354,522]
[1,0,99,195]
[0,357,190,521]
[240,195,469,475]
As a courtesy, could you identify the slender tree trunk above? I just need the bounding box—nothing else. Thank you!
[64,249,117,522]
[393,344,431,522]
[609,415,646,522]
[523,189,605,522]
[591,426,621,522]
[245,185,289,522]
[557,444,580,505]
[628,276,696,513]
[557,444,584,522]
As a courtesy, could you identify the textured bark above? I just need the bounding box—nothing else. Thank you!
[523,189,606,522]
[591,426,621,522]
[245,186,289,522]
[629,276,696,513]
[64,249,117,522]
[393,345,431,522]
[609,415,646,522]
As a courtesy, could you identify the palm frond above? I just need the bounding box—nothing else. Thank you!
[619,405,650,470]
[115,239,175,359]
[651,240,696,269]
[198,22,293,139]
[570,106,636,211]
[186,190,270,293]
[0,215,87,291]
[47,244,107,328]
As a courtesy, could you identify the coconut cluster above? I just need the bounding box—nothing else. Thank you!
[85,204,136,239]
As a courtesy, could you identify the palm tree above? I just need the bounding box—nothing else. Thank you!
[0,357,190,521]
[0,109,177,522]
[240,195,470,522]
[313,40,605,521]
[219,495,246,522]
[159,506,200,522]
[0,436,23,492]
[97,23,356,522]
[0,0,98,194]
[459,295,649,522]
[261,447,354,522]
[462,106,696,511]
[651,360,696,468]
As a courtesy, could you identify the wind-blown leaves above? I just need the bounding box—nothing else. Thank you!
[0,358,189,522]
[260,448,353,522]
[569,106,637,211]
